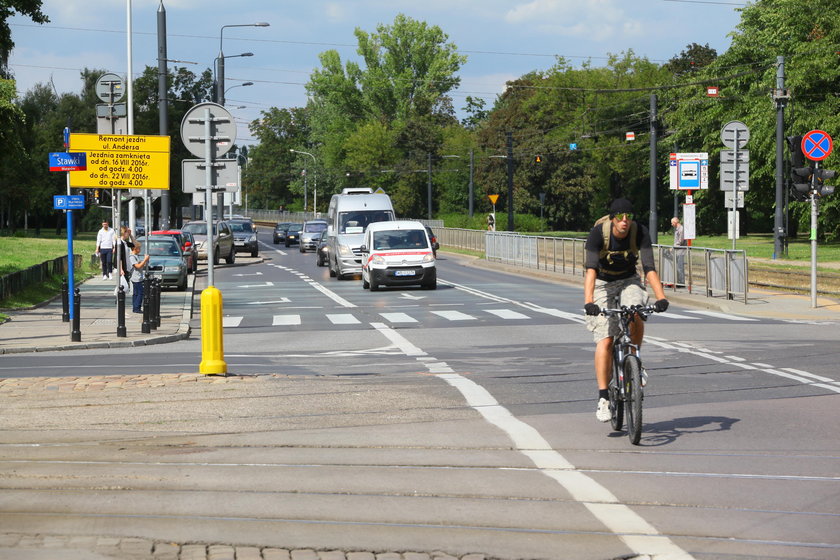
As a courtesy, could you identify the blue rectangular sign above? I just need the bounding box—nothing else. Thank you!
[53,195,85,210]
[49,152,87,172]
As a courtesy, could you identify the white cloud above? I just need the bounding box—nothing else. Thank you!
[324,3,348,23]
[504,0,640,41]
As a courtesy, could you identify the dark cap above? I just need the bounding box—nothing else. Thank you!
[609,198,634,215]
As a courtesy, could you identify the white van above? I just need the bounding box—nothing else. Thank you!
[360,220,436,291]
[326,188,395,279]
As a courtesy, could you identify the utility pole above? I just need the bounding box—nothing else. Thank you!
[157,1,170,228]
[773,56,788,259]
[649,94,658,244]
[506,132,514,232]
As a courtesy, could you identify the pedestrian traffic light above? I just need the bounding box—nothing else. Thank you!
[814,168,836,197]
[92,189,100,204]
[534,155,542,163]
[787,135,805,167]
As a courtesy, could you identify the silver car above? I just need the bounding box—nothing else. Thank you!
[182,220,236,265]
[299,219,328,253]
[137,236,189,291]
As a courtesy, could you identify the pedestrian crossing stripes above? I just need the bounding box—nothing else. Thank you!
[218,306,759,329]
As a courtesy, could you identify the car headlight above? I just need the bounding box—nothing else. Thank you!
[164,266,180,273]
[338,244,354,257]
[422,253,435,263]
[371,255,386,265]
[247,235,256,242]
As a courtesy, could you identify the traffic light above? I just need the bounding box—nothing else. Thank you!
[92,189,100,204]
[534,155,542,163]
[787,135,812,199]
[814,168,836,197]
[791,165,813,196]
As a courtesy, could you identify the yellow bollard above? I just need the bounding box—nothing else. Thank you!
[199,286,227,375]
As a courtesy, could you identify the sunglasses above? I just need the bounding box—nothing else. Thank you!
[613,213,634,221]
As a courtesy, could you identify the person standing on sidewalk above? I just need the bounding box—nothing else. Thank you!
[671,217,687,286]
[117,226,135,281]
[95,220,117,280]
[128,242,150,314]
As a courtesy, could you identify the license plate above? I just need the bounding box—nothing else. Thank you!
[234,241,244,246]
[151,273,162,279]
[394,270,415,277]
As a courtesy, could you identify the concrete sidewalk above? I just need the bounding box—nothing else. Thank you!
[0,273,195,354]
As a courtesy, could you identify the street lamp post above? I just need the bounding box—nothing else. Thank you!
[290,149,317,215]
[216,22,268,106]
[224,81,253,99]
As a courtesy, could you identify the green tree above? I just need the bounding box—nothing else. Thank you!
[0,0,48,75]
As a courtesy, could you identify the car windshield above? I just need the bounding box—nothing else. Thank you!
[339,210,394,234]
[183,223,217,236]
[304,222,327,233]
[372,229,428,251]
[147,239,181,256]
[288,224,302,232]
[229,222,253,233]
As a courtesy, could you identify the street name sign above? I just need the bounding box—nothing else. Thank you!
[68,133,170,190]
[49,152,87,172]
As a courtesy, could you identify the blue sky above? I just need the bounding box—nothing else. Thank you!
[8,0,747,145]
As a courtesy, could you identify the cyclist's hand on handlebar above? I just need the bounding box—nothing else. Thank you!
[653,298,669,313]
[584,302,600,316]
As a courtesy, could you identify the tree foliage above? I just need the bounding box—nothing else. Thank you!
[0,0,48,75]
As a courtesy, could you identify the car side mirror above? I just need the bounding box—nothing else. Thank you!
[360,244,368,253]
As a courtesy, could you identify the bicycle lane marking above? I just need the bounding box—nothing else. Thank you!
[370,322,695,560]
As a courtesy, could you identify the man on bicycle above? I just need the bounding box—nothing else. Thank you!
[583,197,669,422]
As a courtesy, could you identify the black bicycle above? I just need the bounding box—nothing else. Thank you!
[601,304,658,445]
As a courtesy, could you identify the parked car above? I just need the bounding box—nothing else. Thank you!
[151,229,197,273]
[181,220,236,265]
[228,219,259,257]
[137,235,189,291]
[360,220,436,291]
[315,230,330,266]
[273,222,293,245]
[299,219,329,253]
[284,223,303,247]
[424,225,440,258]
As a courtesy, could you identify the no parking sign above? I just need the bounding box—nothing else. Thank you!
[802,130,833,161]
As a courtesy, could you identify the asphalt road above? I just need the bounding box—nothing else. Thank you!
[1,230,839,560]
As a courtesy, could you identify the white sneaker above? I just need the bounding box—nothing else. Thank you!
[641,368,648,387]
[108,273,112,279]
[102,275,107,280]
[596,398,611,422]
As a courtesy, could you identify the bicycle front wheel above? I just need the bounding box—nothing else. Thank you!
[609,359,623,432]
[624,356,643,445]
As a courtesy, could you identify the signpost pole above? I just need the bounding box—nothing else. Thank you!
[732,130,738,250]
[811,163,818,308]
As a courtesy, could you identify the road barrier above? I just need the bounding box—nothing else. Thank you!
[438,228,748,303]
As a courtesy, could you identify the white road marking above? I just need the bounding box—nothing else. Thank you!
[272,315,301,326]
[380,312,418,323]
[685,310,758,321]
[239,281,275,288]
[485,308,529,320]
[327,314,361,325]
[370,323,693,560]
[431,310,477,321]
[222,316,243,327]
[657,311,701,320]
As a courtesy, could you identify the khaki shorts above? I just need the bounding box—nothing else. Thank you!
[585,276,649,342]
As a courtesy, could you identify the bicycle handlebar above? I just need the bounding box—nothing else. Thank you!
[599,304,659,319]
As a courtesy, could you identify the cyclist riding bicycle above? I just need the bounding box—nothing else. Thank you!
[583,197,669,422]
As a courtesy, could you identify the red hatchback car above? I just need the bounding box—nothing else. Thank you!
[151,230,197,273]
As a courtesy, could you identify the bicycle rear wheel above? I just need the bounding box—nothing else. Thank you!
[609,359,623,432]
[624,356,643,445]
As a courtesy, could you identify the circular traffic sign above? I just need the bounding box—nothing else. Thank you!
[180,102,237,159]
[801,129,833,161]
[721,120,750,149]
[96,73,125,103]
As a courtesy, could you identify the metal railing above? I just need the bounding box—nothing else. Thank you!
[439,228,748,303]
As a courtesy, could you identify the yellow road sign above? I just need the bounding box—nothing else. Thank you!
[488,194,499,205]
[69,133,170,190]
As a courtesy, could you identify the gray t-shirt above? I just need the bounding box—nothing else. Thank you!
[128,252,145,283]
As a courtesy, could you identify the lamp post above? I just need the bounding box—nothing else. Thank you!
[290,149,317,215]
[216,22,268,106]
[224,81,253,99]
[215,52,253,103]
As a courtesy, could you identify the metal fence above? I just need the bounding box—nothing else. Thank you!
[0,254,82,302]
[439,228,748,303]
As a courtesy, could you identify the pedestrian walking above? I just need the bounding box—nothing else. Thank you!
[671,217,687,286]
[95,220,117,280]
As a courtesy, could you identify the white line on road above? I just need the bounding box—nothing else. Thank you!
[685,310,758,321]
[372,323,694,560]
[272,315,301,326]
[222,316,243,327]
[380,312,418,323]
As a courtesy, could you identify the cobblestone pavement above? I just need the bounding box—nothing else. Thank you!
[0,372,263,396]
[0,533,491,560]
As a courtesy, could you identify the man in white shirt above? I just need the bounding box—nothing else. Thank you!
[95,220,116,280]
